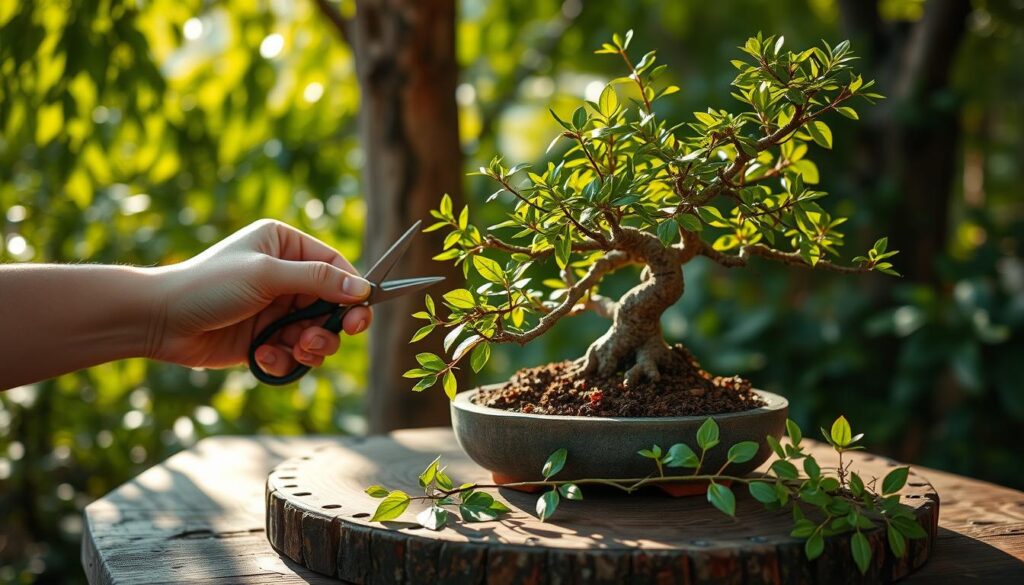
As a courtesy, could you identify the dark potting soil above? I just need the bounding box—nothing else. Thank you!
[473,345,763,417]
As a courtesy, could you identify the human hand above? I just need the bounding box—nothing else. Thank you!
[148,220,373,375]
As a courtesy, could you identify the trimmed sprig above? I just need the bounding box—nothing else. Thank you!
[404,31,898,397]
[364,416,925,574]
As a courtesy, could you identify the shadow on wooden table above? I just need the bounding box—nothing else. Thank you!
[907,527,1024,583]
[83,436,340,584]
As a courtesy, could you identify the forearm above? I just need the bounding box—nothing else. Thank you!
[0,264,157,389]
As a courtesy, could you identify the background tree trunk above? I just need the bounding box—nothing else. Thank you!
[839,0,970,285]
[348,0,464,433]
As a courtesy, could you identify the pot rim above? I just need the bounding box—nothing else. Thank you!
[452,386,787,423]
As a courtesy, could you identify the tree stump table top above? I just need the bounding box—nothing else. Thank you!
[82,430,1024,584]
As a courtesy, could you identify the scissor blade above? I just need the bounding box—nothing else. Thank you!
[368,276,445,305]
[363,220,423,284]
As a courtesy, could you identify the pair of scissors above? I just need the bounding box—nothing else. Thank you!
[247,220,443,385]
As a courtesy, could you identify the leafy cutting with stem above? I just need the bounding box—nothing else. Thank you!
[404,31,896,397]
[365,416,926,575]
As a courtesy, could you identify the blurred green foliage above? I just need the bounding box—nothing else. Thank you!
[1,0,1022,583]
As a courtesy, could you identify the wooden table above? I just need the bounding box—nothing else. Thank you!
[82,432,1024,584]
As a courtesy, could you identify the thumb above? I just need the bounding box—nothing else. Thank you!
[264,259,372,304]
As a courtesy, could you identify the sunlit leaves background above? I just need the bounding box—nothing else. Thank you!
[1,0,1022,582]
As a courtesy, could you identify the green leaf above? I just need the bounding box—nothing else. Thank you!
[785,419,802,445]
[410,324,435,343]
[435,470,454,490]
[443,289,476,309]
[677,214,703,232]
[559,483,583,501]
[850,472,865,497]
[572,106,587,130]
[412,375,438,392]
[791,518,816,538]
[836,106,859,120]
[470,342,491,373]
[365,485,390,498]
[887,523,906,557]
[727,441,759,464]
[803,456,821,480]
[664,443,700,468]
[748,481,778,504]
[805,532,824,560]
[418,456,441,488]
[765,435,785,458]
[439,194,454,217]
[707,482,736,516]
[830,415,852,448]
[489,500,512,514]
[771,460,799,480]
[554,232,572,269]
[598,85,618,116]
[411,374,436,393]
[415,353,446,371]
[442,370,457,400]
[806,120,833,149]
[892,516,927,539]
[416,506,449,530]
[851,531,871,575]
[473,255,505,284]
[656,218,679,246]
[460,504,502,522]
[536,490,560,521]
[371,490,410,522]
[696,418,720,450]
[881,467,909,495]
[463,491,493,508]
[542,448,567,479]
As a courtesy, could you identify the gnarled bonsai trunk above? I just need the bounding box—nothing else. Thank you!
[580,230,685,386]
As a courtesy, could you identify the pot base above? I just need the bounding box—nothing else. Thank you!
[453,387,789,483]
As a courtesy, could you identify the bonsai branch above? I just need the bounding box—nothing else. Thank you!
[699,241,870,274]
[489,250,632,345]
[480,235,604,258]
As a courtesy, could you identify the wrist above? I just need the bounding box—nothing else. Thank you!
[135,266,172,360]
[92,266,166,361]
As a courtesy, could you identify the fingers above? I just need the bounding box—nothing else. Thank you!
[263,258,372,306]
[253,345,298,377]
[258,220,360,275]
[252,318,369,378]
[298,326,341,357]
[342,306,372,335]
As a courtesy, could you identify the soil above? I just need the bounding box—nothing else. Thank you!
[473,345,763,417]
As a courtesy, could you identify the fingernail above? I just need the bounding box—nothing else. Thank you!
[343,276,371,298]
[355,319,368,334]
[260,350,277,366]
[297,350,314,362]
[307,336,325,351]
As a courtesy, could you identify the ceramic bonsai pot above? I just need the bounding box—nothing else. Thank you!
[451,387,788,489]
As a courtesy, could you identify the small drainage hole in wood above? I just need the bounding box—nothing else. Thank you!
[323,504,341,509]
[353,513,370,518]
[293,492,311,496]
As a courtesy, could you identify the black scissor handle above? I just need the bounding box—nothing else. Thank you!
[247,299,352,385]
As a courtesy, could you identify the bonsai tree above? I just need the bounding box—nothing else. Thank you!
[405,32,896,397]
[370,35,926,574]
